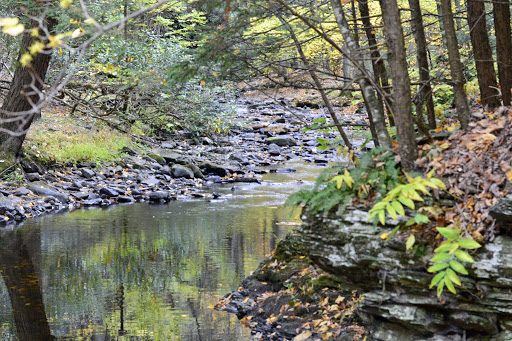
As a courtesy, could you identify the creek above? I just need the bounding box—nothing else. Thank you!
[0,160,325,340]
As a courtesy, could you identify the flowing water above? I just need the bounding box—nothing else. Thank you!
[0,161,328,340]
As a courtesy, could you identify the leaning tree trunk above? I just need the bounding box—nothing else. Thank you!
[493,0,512,106]
[408,0,436,129]
[0,18,56,169]
[440,0,470,129]
[329,0,391,148]
[468,0,500,109]
[279,16,353,149]
[380,0,417,171]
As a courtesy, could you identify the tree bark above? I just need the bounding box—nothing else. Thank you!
[0,18,57,167]
[358,0,394,128]
[440,0,470,129]
[380,0,417,171]
[408,0,436,129]
[330,0,391,148]
[467,0,500,109]
[493,0,512,106]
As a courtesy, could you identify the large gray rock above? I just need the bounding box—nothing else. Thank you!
[299,207,512,340]
[266,136,297,146]
[151,148,191,165]
[199,161,228,177]
[171,165,194,179]
[28,182,69,203]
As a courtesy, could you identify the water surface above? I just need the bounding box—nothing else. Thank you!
[0,160,326,340]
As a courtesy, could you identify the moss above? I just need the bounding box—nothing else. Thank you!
[311,274,344,292]
[147,153,166,165]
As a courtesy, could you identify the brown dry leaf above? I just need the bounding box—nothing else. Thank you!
[481,133,497,141]
[294,331,312,341]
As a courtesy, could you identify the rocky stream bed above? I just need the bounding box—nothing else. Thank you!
[0,95,367,226]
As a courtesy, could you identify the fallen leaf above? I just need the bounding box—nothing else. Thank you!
[294,331,312,341]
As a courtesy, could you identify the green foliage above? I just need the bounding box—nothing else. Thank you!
[428,227,481,297]
[286,148,402,217]
[368,170,446,226]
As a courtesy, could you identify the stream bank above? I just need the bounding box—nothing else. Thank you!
[0,94,367,227]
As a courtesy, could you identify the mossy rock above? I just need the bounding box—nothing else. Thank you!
[274,233,306,261]
[147,153,166,165]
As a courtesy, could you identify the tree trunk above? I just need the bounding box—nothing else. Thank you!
[467,0,500,109]
[0,18,57,167]
[493,0,512,106]
[358,0,394,128]
[408,0,436,129]
[380,0,417,171]
[330,0,391,148]
[440,0,470,129]
[279,16,353,149]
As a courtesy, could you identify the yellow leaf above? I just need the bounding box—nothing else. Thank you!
[3,24,24,36]
[506,169,512,181]
[71,28,83,38]
[28,41,45,55]
[0,18,19,26]
[243,297,249,303]
[69,19,80,24]
[84,18,97,26]
[213,71,218,76]
[481,133,496,141]
[439,142,450,149]
[294,331,312,341]
[30,28,39,37]
[200,80,206,85]
[19,53,33,67]
[60,0,74,8]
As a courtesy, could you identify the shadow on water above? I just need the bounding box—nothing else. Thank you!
[0,161,328,340]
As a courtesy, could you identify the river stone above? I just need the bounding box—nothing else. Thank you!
[199,161,228,177]
[268,143,281,156]
[82,198,102,206]
[186,164,204,179]
[117,196,134,203]
[147,153,166,165]
[171,165,194,179]
[151,148,189,164]
[26,173,42,182]
[81,168,96,179]
[266,136,297,146]
[28,182,69,203]
[149,191,169,202]
[99,187,119,197]
[14,187,31,196]
[264,124,288,134]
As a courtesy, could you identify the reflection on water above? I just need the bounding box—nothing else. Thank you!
[0,161,326,340]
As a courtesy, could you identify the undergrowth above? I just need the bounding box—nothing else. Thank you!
[25,128,135,164]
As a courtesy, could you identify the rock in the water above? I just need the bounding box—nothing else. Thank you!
[171,165,194,179]
[149,191,169,202]
[82,198,103,206]
[199,161,228,177]
[268,143,281,156]
[266,136,298,146]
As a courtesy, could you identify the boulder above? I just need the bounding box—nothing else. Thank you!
[298,208,512,340]
[186,164,204,179]
[80,168,96,179]
[199,161,228,177]
[146,153,167,165]
[264,124,289,135]
[268,143,281,156]
[28,182,69,203]
[171,165,194,179]
[151,148,191,164]
[266,136,298,147]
